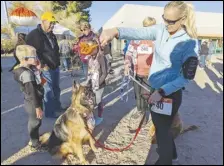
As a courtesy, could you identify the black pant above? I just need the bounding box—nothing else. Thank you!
[24,99,42,147]
[133,75,151,112]
[151,89,182,165]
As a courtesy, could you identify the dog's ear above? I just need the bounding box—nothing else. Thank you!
[72,80,80,93]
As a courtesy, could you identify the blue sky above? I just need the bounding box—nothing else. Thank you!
[89,1,223,31]
[1,1,223,31]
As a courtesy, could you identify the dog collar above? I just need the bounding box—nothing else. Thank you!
[70,107,88,118]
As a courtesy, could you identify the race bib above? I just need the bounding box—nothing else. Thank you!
[137,44,152,55]
[151,98,173,116]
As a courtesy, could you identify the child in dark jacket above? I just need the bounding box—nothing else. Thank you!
[12,45,46,151]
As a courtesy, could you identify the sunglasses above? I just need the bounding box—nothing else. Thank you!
[162,14,183,25]
[24,56,38,61]
[50,22,56,26]
[80,29,88,32]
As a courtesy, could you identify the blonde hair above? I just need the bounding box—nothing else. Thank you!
[16,45,37,61]
[80,20,91,29]
[142,17,156,27]
[165,1,197,39]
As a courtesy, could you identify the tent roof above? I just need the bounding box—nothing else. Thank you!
[14,24,75,37]
[102,4,223,37]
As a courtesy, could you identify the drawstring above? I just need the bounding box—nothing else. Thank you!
[120,75,131,102]
[119,68,152,103]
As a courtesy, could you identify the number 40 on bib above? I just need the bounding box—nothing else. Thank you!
[151,98,173,116]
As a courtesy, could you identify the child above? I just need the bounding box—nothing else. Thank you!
[206,39,214,67]
[199,41,209,69]
[84,39,108,126]
[123,40,130,60]
[12,45,46,151]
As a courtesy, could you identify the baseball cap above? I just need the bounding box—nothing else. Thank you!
[41,12,58,23]
[16,45,37,62]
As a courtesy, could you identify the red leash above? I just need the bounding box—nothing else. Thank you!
[86,111,146,152]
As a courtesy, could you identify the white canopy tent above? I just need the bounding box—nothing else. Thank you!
[101,4,223,54]
[53,24,75,39]
[14,23,75,39]
[102,4,223,37]
[14,26,36,34]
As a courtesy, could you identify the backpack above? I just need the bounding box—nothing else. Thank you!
[13,67,44,99]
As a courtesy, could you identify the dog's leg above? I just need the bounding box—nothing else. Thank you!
[88,134,100,153]
[74,142,88,165]
[59,142,75,164]
[149,123,156,137]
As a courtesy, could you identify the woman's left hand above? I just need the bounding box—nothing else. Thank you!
[148,90,162,104]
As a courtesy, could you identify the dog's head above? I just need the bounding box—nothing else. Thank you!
[71,80,95,113]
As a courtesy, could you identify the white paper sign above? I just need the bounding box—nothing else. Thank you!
[151,98,173,116]
[137,44,152,54]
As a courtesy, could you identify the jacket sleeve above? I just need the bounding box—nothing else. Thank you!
[118,24,161,41]
[161,39,199,95]
[25,31,45,65]
[20,71,41,108]
[24,82,42,108]
[52,33,60,55]
[99,56,107,85]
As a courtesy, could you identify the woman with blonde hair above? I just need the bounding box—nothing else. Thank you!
[100,1,199,165]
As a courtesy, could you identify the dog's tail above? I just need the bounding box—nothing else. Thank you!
[180,125,199,135]
[39,132,51,146]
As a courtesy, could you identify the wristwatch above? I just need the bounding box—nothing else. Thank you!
[158,88,166,97]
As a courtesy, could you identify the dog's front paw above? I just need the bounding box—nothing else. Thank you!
[66,154,74,165]
[92,147,102,153]
[81,160,89,165]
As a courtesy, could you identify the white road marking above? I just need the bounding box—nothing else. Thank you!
[1,77,125,116]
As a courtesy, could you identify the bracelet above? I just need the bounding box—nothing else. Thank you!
[158,88,166,97]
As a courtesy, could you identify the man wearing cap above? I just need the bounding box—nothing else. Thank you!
[26,12,64,118]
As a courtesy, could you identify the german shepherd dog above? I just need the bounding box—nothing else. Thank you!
[148,112,198,144]
[140,94,199,144]
[40,81,99,165]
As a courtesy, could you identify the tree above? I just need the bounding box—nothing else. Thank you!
[53,1,92,23]
[1,24,17,54]
[8,1,92,38]
[53,1,92,37]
